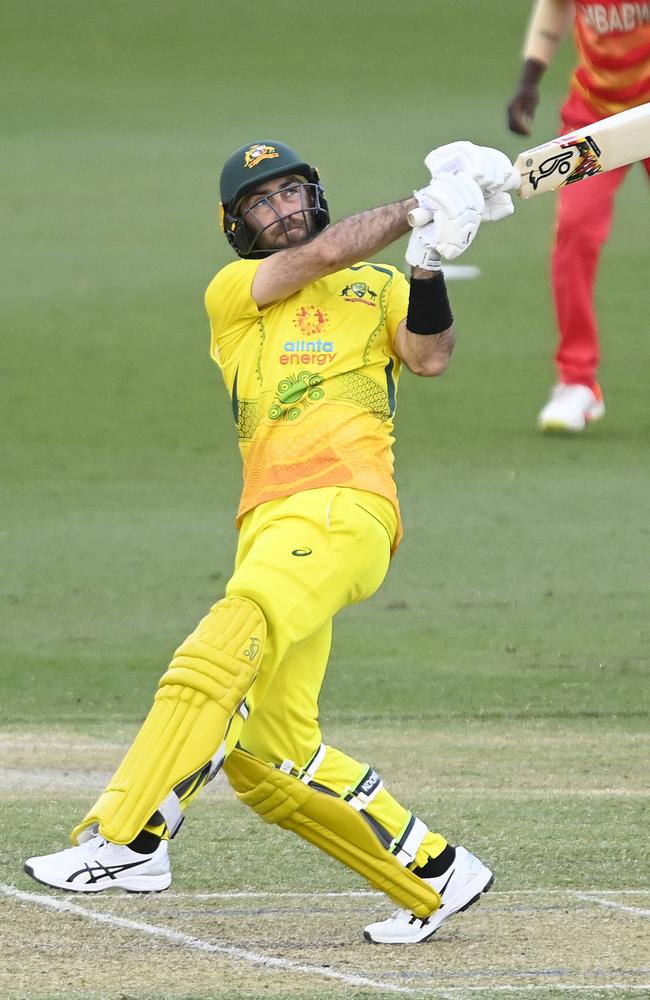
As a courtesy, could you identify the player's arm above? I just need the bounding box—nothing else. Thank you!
[507,0,575,135]
[251,198,417,308]
[392,171,487,377]
[393,269,455,378]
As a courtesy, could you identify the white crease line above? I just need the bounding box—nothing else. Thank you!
[569,891,650,917]
[3,884,649,998]
[432,989,650,995]
[165,889,379,899]
[0,884,416,996]
[430,788,649,798]
[163,888,650,900]
[577,890,650,896]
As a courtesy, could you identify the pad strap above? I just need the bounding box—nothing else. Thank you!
[158,790,184,838]
[391,814,428,866]
[343,767,384,812]
[299,743,327,783]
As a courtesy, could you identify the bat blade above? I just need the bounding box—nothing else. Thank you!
[408,102,650,231]
[514,101,650,199]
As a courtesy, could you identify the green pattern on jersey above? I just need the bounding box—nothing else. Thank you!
[331,371,390,421]
[237,399,261,440]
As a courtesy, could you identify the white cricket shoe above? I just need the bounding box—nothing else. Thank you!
[364,846,493,944]
[24,834,171,893]
[538,383,605,432]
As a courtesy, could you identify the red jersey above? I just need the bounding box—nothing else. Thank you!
[571,2,650,114]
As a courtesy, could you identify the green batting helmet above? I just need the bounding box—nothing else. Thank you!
[219,140,330,259]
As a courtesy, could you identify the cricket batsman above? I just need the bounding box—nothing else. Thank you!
[25,138,515,943]
[508,0,650,431]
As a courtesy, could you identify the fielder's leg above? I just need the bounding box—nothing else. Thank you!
[552,164,627,389]
[539,92,630,432]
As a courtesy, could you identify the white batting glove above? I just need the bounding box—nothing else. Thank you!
[482,190,515,222]
[407,172,485,263]
[405,221,442,270]
[424,141,518,221]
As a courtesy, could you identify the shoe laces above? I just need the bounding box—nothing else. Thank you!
[79,833,107,856]
[388,906,424,925]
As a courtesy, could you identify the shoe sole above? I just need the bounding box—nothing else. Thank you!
[24,863,171,894]
[364,874,494,945]
[539,405,605,434]
[539,421,585,433]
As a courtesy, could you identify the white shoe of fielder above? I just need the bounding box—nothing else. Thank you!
[363,846,493,944]
[24,834,171,893]
[538,383,605,433]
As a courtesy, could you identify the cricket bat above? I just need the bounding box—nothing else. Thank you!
[514,100,650,198]
[408,101,650,226]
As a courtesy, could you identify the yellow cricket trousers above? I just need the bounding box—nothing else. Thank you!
[224,485,446,867]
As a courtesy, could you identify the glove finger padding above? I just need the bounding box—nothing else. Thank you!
[424,140,477,179]
[417,171,484,220]
[482,190,515,222]
[475,149,520,196]
[425,141,519,198]
[414,172,484,261]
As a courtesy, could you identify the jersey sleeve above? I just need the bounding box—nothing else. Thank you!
[384,267,410,344]
[205,259,264,369]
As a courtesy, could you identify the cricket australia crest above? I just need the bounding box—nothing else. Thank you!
[340,281,378,307]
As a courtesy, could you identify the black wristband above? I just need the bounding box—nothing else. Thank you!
[406,273,453,335]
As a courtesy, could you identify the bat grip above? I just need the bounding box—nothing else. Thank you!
[407,206,434,228]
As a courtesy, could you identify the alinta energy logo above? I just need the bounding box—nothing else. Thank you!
[340,281,377,307]
[280,305,336,367]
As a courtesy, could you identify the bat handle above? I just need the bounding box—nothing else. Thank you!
[407,206,434,228]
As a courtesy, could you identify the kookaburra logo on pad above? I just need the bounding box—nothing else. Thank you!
[243,636,261,660]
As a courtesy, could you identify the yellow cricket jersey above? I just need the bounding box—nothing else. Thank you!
[205,257,409,548]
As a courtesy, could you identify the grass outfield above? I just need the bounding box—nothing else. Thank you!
[1,723,648,998]
[2,1,649,997]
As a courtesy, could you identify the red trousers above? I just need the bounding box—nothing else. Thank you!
[552,90,650,389]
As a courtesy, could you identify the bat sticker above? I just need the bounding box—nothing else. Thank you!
[526,135,603,191]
